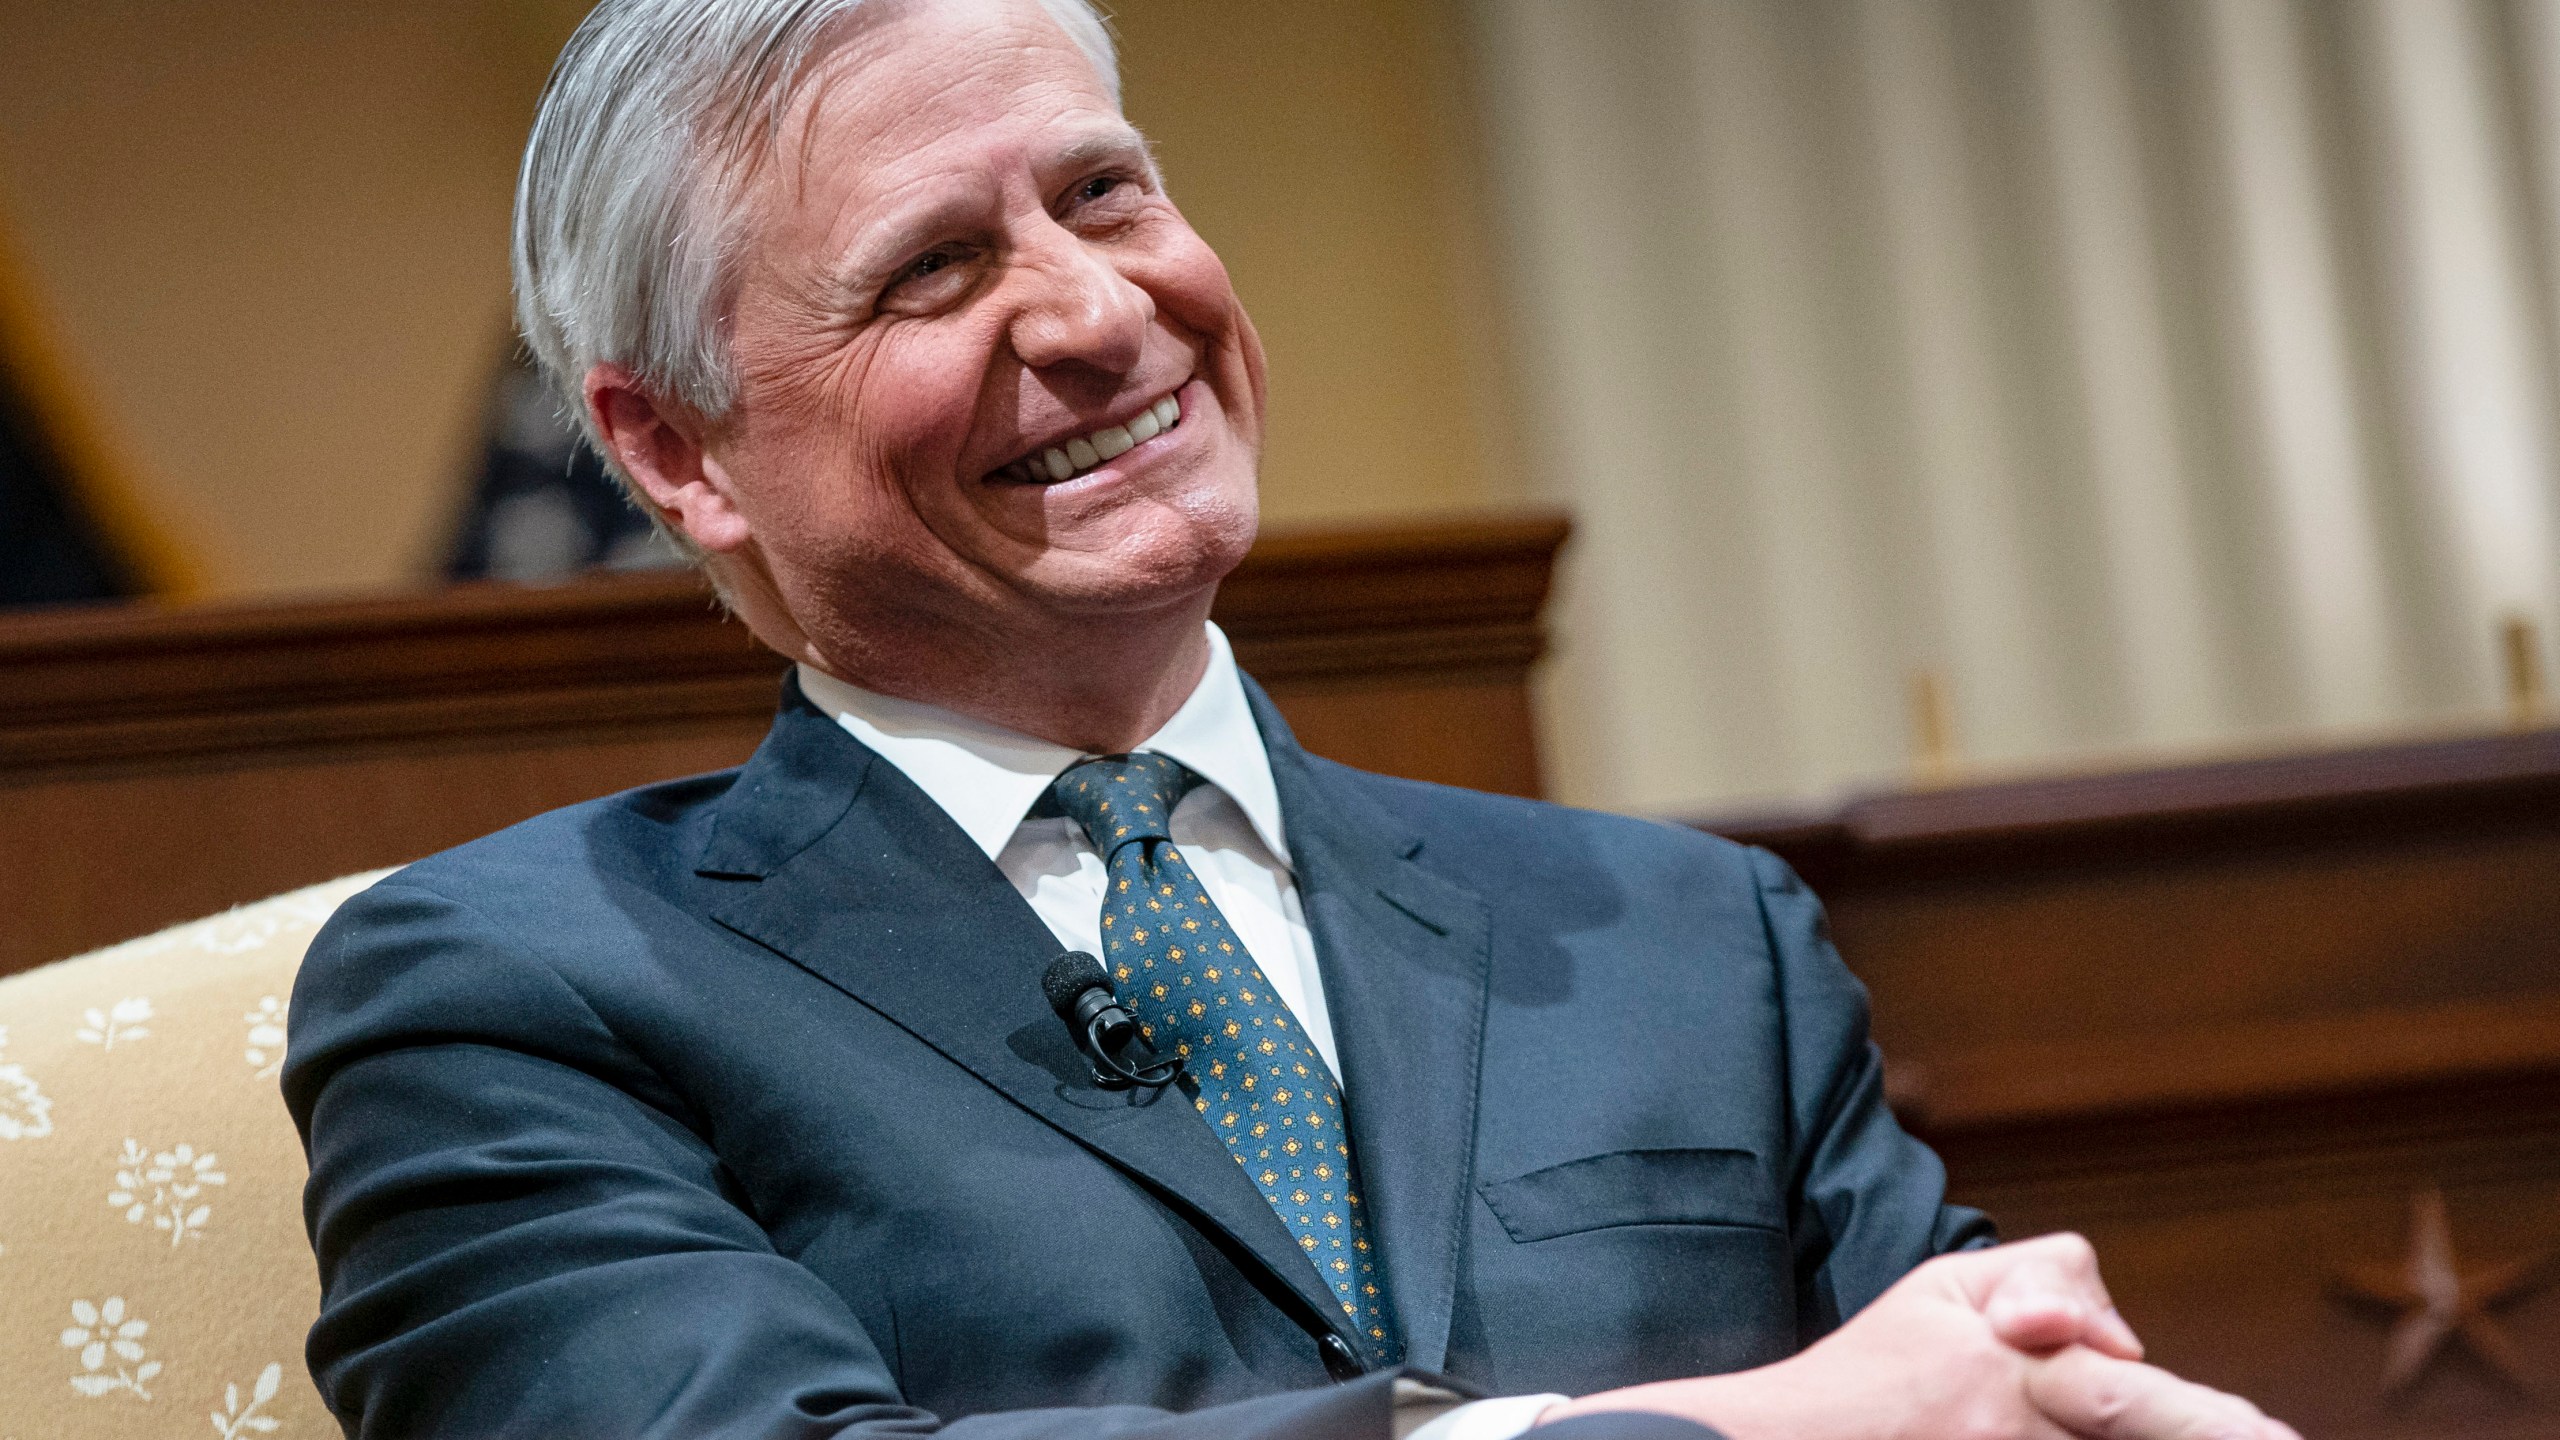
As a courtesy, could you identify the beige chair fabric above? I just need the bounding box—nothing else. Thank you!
[0,869,390,1440]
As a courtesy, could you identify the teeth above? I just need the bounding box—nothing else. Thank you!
[1001,388,1185,484]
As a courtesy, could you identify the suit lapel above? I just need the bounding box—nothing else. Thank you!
[1249,681,1492,1372]
[694,684,1364,1346]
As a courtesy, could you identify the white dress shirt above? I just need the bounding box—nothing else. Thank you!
[796,622,1341,1078]
[797,622,1562,1440]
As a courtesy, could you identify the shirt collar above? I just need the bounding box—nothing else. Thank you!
[794,622,1290,867]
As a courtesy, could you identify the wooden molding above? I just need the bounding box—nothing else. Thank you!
[1699,729,2560,1152]
[1212,515,1568,683]
[1706,725,2560,883]
[0,576,774,775]
[1928,1070,2560,1232]
[0,513,1570,779]
[1694,721,2560,1397]
[1890,991,2560,1137]
[0,514,1567,976]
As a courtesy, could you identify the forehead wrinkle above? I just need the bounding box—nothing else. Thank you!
[786,5,1091,161]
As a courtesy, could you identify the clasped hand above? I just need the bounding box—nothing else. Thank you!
[1537,1234,2297,1440]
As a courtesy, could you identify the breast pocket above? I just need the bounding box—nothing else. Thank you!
[1478,1146,1782,1241]
[1468,1147,1793,1387]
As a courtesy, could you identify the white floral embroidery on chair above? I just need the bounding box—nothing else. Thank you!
[60,1296,159,1400]
[243,998,288,1079]
[0,1025,52,1141]
[1,867,396,1438]
[107,1139,227,1246]
[210,1361,285,1437]
[74,998,153,1050]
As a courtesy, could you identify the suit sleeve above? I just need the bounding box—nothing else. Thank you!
[285,878,1407,1440]
[1741,847,1996,1346]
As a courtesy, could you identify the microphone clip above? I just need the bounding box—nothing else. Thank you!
[1042,952,1184,1091]
[1077,1008,1185,1091]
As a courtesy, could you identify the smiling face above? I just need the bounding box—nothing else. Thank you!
[628,0,1265,683]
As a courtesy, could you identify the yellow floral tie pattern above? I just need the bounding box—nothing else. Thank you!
[1048,755,1402,1362]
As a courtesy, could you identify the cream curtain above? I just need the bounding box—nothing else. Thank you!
[1471,0,2560,814]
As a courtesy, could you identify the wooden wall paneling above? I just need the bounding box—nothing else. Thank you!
[2050,1174,2560,1439]
[1711,731,2560,1124]
[1705,730,2560,1438]
[1935,1076,2560,1438]
[0,515,1567,974]
[0,727,769,981]
[1252,679,1543,800]
[1214,516,1563,798]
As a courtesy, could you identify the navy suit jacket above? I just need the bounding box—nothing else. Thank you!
[284,676,1990,1439]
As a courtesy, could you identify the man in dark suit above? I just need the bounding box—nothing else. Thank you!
[286,1,2294,1437]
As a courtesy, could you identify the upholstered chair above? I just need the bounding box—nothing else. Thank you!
[0,871,388,1438]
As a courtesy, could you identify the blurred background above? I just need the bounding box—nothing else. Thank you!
[3,0,2558,817]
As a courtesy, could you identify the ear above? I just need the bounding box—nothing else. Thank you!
[583,364,754,553]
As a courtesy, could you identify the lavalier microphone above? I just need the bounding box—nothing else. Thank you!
[1042,951,1183,1091]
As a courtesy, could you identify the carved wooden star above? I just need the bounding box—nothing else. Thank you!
[2330,1190,2555,1396]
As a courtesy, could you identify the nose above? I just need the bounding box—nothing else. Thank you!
[1005,219,1152,377]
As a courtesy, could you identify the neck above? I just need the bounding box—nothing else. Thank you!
[792,594,1219,756]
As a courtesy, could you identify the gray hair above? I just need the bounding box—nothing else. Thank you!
[512,0,1120,441]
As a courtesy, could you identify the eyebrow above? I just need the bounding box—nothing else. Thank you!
[829,124,1160,291]
[1051,124,1155,177]
[842,189,996,284]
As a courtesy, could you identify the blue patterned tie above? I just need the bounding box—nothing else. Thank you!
[1048,754,1403,1362]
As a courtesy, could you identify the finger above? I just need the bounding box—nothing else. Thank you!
[1986,1275,2097,1353]
[2025,1347,2293,1440]
[1986,1260,2144,1361]
[1936,1234,2145,1361]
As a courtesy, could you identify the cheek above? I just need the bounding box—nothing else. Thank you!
[849,334,989,476]
[1138,224,1249,351]
[1153,237,1265,450]
[728,267,994,478]
[747,332,993,537]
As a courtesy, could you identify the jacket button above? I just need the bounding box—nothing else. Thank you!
[1319,1333,1365,1382]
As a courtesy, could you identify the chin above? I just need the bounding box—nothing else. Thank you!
[1026,488,1259,616]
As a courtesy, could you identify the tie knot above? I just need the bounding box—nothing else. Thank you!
[1048,753,1198,857]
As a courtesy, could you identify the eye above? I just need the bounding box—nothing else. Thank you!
[1056,171,1148,238]
[1064,170,1154,217]
[897,248,959,283]
[872,241,985,318]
